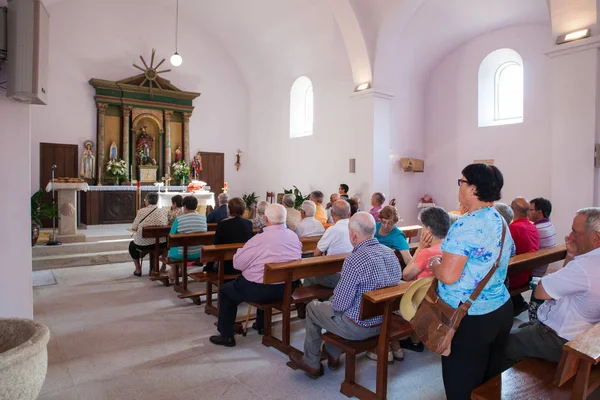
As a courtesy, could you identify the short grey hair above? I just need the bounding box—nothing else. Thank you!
[576,207,600,234]
[349,211,376,238]
[448,213,460,225]
[256,200,269,216]
[310,190,324,204]
[494,202,514,225]
[372,192,386,205]
[218,192,230,205]
[265,203,286,224]
[145,192,159,205]
[282,194,295,208]
[418,206,450,239]
[331,200,350,219]
[300,200,316,217]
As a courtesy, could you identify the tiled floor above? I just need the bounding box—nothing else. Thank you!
[34,262,449,400]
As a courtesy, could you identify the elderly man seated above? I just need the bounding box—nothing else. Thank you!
[283,194,301,230]
[207,192,229,223]
[310,190,328,224]
[289,212,402,378]
[294,200,326,238]
[209,204,302,347]
[504,207,600,368]
[326,193,340,223]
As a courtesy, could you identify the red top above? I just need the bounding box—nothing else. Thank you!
[509,218,540,287]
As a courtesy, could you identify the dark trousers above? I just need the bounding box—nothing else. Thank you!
[217,275,291,338]
[442,299,513,400]
[128,241,165,259]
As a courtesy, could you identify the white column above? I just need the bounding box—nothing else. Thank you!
[349,89,393,200]
[548,43,600,236]
[0,96,33,318]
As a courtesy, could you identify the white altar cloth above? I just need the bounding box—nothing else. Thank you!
[158,191,215,208]
[45,182,89,192]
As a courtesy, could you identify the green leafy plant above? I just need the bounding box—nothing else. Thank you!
[31,189,58,226]
[242,192,259,209]
[283,185,310,209]
[171,161,191,184]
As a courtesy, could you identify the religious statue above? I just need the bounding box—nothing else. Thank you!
[135,126,154,166]
[192,152,203,179]
[109,141,118,160]
[174,146,182,162]
[235,149,242,171]
[80,140,95,180]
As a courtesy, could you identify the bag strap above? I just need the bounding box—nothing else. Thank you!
[466,222,507,305]
[138,206,158,225]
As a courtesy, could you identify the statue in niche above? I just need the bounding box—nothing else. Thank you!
[174,146,182,162]
[192,152,203,179]
[109,141,118,160]
[135,126,154,166]
[80,140,95,180]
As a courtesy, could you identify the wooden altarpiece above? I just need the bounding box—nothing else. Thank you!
[89,66,200,184]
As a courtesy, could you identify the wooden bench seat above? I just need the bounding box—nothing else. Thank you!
[291,285,333,303]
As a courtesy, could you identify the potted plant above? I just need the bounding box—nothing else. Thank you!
[30,189,58,246]
[171,160,191,186]
[283,186,310,209]
[242,192,259,219]
[106,158,127,185]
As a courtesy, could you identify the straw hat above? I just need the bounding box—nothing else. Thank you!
[400,277,435,321]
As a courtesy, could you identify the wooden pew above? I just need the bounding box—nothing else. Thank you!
[207,223,217,231]
[299,236,322,255]
[166,232,218,304]
[507,244,567,295]
[472,322,600,399]
[260,254,347,354]
[200,243,246,316]
[141,225,171,285]
[399,225,421,243]
[321,282,413,400]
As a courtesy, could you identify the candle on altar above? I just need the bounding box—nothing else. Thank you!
[224,182,228,189]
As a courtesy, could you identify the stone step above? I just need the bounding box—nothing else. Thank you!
[32,238,131,257]
[32,250,134,271]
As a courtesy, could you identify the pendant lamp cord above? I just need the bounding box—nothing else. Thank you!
[175,0,179,52]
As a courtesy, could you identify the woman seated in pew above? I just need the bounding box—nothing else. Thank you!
[166,196,207,279]
[167,195,184,225]
[204,197,254,275]
[374,206,412,265]
[250,200,269,230]
[129,192,168,277]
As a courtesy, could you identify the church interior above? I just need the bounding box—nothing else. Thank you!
[1,0,600,399]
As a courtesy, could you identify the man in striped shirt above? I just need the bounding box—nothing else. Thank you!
[528,197,557,277]
[289,212,402,378]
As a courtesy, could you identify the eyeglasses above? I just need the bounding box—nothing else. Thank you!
[379,219,396,226]
[457,179,469,187]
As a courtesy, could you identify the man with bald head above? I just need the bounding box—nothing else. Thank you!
[289,212,402,378]
[210,204,302,347]
[509,197,540,315]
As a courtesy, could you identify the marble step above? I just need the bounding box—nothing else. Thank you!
[32,238,131,257]
[32,250,134,271]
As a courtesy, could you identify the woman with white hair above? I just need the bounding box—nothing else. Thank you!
[294,200,325,237]
[283,194,302,230]
[251,201,269,230]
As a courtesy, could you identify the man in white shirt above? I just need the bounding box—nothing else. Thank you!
[305,200,354,288]
[504,208,600,368]
[294,200,325,238]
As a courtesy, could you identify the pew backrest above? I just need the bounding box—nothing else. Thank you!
[167,231,215,248]
[263,253,347,284]
[200,243,246,262]
[507,244,567,276]
[564,323,600,364]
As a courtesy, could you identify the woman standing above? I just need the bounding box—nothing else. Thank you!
[431,163,515,400]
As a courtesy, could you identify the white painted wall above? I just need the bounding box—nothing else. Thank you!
[424,25,553,214]
[30,0,250,197]
[0,95,33,318]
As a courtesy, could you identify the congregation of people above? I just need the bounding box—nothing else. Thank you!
[128,166,600,400]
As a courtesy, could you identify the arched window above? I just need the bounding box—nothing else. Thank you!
[290,76,314,138]
[479,49,523,127]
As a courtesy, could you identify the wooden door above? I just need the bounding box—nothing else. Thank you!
[195,152,224,196]
[39,143,79,227]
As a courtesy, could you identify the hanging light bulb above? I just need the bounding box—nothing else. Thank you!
[170,52,182,66]
[170,0,182,67]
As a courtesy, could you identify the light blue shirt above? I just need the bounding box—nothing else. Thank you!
[168,212,208,260]
[439,207,515,315]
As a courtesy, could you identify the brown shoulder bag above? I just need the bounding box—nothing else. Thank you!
[409,224,506,356]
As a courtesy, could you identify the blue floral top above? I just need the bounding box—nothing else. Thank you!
[439,207,515,315]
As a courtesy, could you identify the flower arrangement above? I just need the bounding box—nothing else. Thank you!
[171,160,191,185]
[106,158,127,185]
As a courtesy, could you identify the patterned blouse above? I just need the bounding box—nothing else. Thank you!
[131,205,168,246]
[439,207,515,315]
